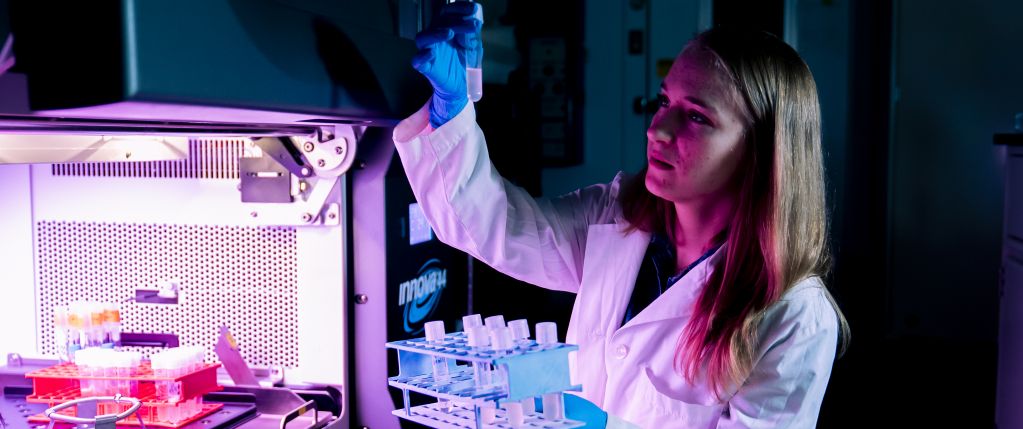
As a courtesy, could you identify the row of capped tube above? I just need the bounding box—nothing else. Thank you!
[422,314,564,427]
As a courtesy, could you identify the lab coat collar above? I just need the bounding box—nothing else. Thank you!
[616,233,725,330]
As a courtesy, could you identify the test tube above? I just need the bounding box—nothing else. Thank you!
[171,351,185,423]
[89,302,106,348]
[424,321,451,383]
[75,349,94,398]
[98,349,115,410]
[103,303,121,347]
[536,322,558,349]
[505,402,524,428]
[508,319,530,346]
[466,325,491,388]
[53,306,69,362]
[462,314,483,330]
[127,351,142,397]
[151,352,169,423]
[116,352,130,394]
[480,402,497,425]
[484,315,506,332]
[511,320,537,414]
[489,327,513,387]
[447,0,483,102]
[536,322,564,420]
[67,302,85,357]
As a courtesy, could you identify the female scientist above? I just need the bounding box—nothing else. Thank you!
[392,3,848,428]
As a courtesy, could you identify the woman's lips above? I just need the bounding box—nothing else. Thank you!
[649,153,674,170]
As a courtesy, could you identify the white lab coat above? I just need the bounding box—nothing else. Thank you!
[393,102,840,429]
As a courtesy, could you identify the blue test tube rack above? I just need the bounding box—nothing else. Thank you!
[386,331,585,429]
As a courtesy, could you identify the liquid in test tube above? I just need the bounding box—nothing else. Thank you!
[448,0,483,102]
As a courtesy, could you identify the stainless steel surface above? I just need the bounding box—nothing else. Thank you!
[219,387,331,429]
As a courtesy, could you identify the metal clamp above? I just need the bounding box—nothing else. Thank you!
[44,395,145,429]
[279,400,320,429]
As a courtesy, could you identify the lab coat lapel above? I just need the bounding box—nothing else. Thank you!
[618,245,723,330]
[583,223,650,335]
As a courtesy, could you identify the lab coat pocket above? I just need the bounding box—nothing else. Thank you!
[636,367,723,426]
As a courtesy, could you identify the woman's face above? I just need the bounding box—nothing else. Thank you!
[645,47,749,205]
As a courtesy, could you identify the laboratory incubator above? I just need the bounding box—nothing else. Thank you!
[0,1,489,428]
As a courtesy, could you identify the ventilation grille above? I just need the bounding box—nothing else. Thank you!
[51,139,248,179]
[35,221,299,367]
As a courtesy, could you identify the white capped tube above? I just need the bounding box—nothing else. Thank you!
[423,321,450,383]
[466,325,491,348]
[535,321,562,420]
[508,319,530,341]
[490,327,514,352]
[521,397,536,415]
[466,325,491,388]
[484,315,506,331]
[462,314,483,330]
[424,321,447,342]
[489,327,513,387]
[505,402,524,428]
[480,403,497,425]
[542,392,565,421]
[536,322,558,347]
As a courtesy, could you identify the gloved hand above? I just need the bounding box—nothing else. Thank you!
[564,393,609,428]
[411,1,484,129]
[534,394,608,428]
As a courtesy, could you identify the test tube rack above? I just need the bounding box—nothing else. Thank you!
[23,361,223,428]
[386,331,585,429]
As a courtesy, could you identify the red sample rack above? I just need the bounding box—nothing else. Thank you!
[24,361,223,428]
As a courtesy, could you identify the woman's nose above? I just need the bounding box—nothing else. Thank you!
[647,116,675,144]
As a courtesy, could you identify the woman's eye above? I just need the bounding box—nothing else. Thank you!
[688,111,709,125]
[657,94,670,108]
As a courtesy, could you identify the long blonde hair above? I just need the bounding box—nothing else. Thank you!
[621,27,849,397]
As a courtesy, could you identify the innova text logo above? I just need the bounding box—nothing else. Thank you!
[398,258,447,335]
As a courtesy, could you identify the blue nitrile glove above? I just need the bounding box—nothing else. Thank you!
[565,394,609,428]
[411,2,484,128]
[535,394,608,428]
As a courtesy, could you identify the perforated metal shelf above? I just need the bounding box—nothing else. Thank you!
[35,220,299,367]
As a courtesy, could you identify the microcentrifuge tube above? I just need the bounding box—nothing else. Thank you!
[424,321,450,383]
